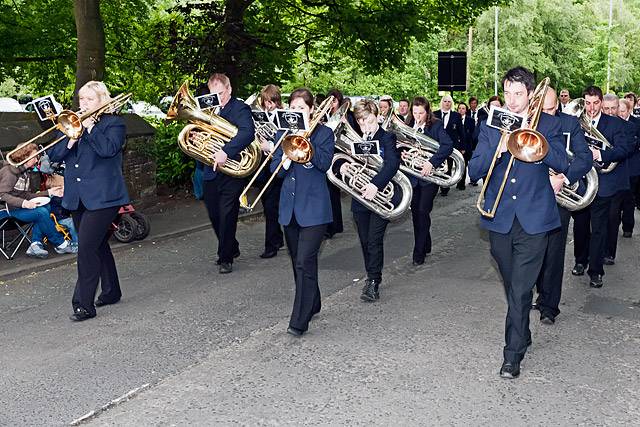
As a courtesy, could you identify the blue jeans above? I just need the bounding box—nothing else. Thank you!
[58,217,78,243]
[8,206,64,247]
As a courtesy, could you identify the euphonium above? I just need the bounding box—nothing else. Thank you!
[564,98,617,173]
[166,82,261,178]
[381,111,465,187]
[245,93,278,145]
[7,92,132,167]
[325,102,413,221]
[552,165,598,211]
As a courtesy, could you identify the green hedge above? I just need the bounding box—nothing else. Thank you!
[146,119,196,187]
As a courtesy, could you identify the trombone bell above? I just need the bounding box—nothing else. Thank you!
[507,128,549,163]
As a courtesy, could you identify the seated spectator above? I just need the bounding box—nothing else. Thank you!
[0,143,76,258]
[46,173,78,245]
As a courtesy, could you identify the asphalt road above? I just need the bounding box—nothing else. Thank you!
[2,188,639,426]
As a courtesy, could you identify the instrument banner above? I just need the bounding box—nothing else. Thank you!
[30,95,61,121]
[195,93,221,110]
[351,139,380,156]
[487,106,526,133]
[274,109,308,131]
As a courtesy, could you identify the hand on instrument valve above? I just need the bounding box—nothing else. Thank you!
[212,150,228,171]
[82,116,96,133]
[361,183,378,201]
[549,173,565,195]
[420,160,434,177]
[339,162,350,176]
[21,199,37,209]
[259,135,273,154]
[48,186,64,197]
[590,146,602,162]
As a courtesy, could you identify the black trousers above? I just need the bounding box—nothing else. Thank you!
[456,150,471,190]
[203,175,244,263]
[621,175,639,233]
[606,190,627,259]
[489,218,548,364]
[284,215,327,332]
[260,177,284,252]
[574,194,612,277]
[353,210,390,281]
[536,207,571,318]
[326,179,344,236]
[72,204,121,316]
[411,183,439,262]
[572,206,591,265]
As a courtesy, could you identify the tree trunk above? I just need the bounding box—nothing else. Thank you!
[217,0,254,89]
[73,0,105,107]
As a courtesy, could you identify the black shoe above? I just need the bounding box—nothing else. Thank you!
[287,326,304,337]
[603,256,615,265]
[440,191,449,197]
[622,231,632,238]
[456,185,466,191]
[360,279,380,302]
[470,182,478,186]
[589,274,603,288]
[95,299,119,308]
[324,232,334,239]
[216,250,240,265]
[69,307,95,322]
[260,250,278,259]
[278,242,285,249]
[531,301,539,311]
[571,263,585,276]
[412,258,425,266]
[219,262,233,274]
[499,361,521,379]
[540,313,555,325]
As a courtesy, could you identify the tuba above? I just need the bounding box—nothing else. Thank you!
[6,92,132,167]
[476,77,551,218]
[552,165,598,211]
[564,98,617,173]
[325,102,413,221]
[166,82,261,178]
[381,111,465,187]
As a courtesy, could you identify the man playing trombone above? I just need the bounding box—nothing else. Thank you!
[469,67,568,379]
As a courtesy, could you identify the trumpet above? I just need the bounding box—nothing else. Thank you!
[381,111,465,187]
[238,96,335,210]
[564,98,617,173]
[6,93,132,167]
[325,102,413,221]
[476,77,551,218]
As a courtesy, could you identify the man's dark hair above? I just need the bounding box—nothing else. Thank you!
[501,66,536,92]
[583,85,603,101]
[468,96,478,104]
[399,99,409,104]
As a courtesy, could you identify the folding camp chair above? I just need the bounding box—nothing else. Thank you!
[0,202,34,260]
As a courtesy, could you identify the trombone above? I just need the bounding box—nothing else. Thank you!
[238,96,335,210]
[6,93,132,167]
[476,78,551,218]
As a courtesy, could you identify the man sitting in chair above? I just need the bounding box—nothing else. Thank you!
[0,143,76,258]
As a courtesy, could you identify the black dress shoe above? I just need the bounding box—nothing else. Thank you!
[456,185,466,191]
[412,259,425,266]
[499,361,520,379]
[287,326,304,337]
[589,274,603,288]
[540,313,555,325]
[216,250,240,265]
[360,279,380,302]
[219,262,233,274]
[69,307,96,322]
[470,182,478,186]
[531,301,539,311]
[95,299,119,308]
[260,250,278,259]
[571,263,585,276]
[622,231,632,238]
[603,256,615,265]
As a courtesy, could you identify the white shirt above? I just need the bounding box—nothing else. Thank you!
[441,110,450,128]
[590,112,602,128]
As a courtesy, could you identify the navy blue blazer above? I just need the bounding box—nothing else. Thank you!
[271,125,334,227]
[203,96,255,181]
[557,112,592,185]
[469,113,569,234]
[351,127,400,213]
[406,119,454,187]
[434,110,464,151]
[594,114,634,197]
[627,115,640,177]
[48,114,130,211]
[461,114,475,152]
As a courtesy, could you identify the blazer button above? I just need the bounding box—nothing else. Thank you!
[511,178,516,183]
[291,177,295,181]
[75,164,79,168]
[512,195,517,200]
[76,178,81,182]
[291,192,295,196]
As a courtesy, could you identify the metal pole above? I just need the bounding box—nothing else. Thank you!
[606,0,613,92]
[494,7,499,96]
[467,27,473,92]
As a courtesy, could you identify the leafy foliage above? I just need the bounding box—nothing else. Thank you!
[148,119,195,186]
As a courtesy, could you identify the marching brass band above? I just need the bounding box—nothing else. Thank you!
[7,64,640,381]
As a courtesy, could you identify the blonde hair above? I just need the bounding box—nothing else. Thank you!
[619,98,633,112]
[208,73,230,88]
[80,81,111,103]
[440,94,453,110]
[46,174,65,189]
[353,99,378,120]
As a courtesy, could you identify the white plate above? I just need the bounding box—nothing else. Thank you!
[31,196,51,206]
